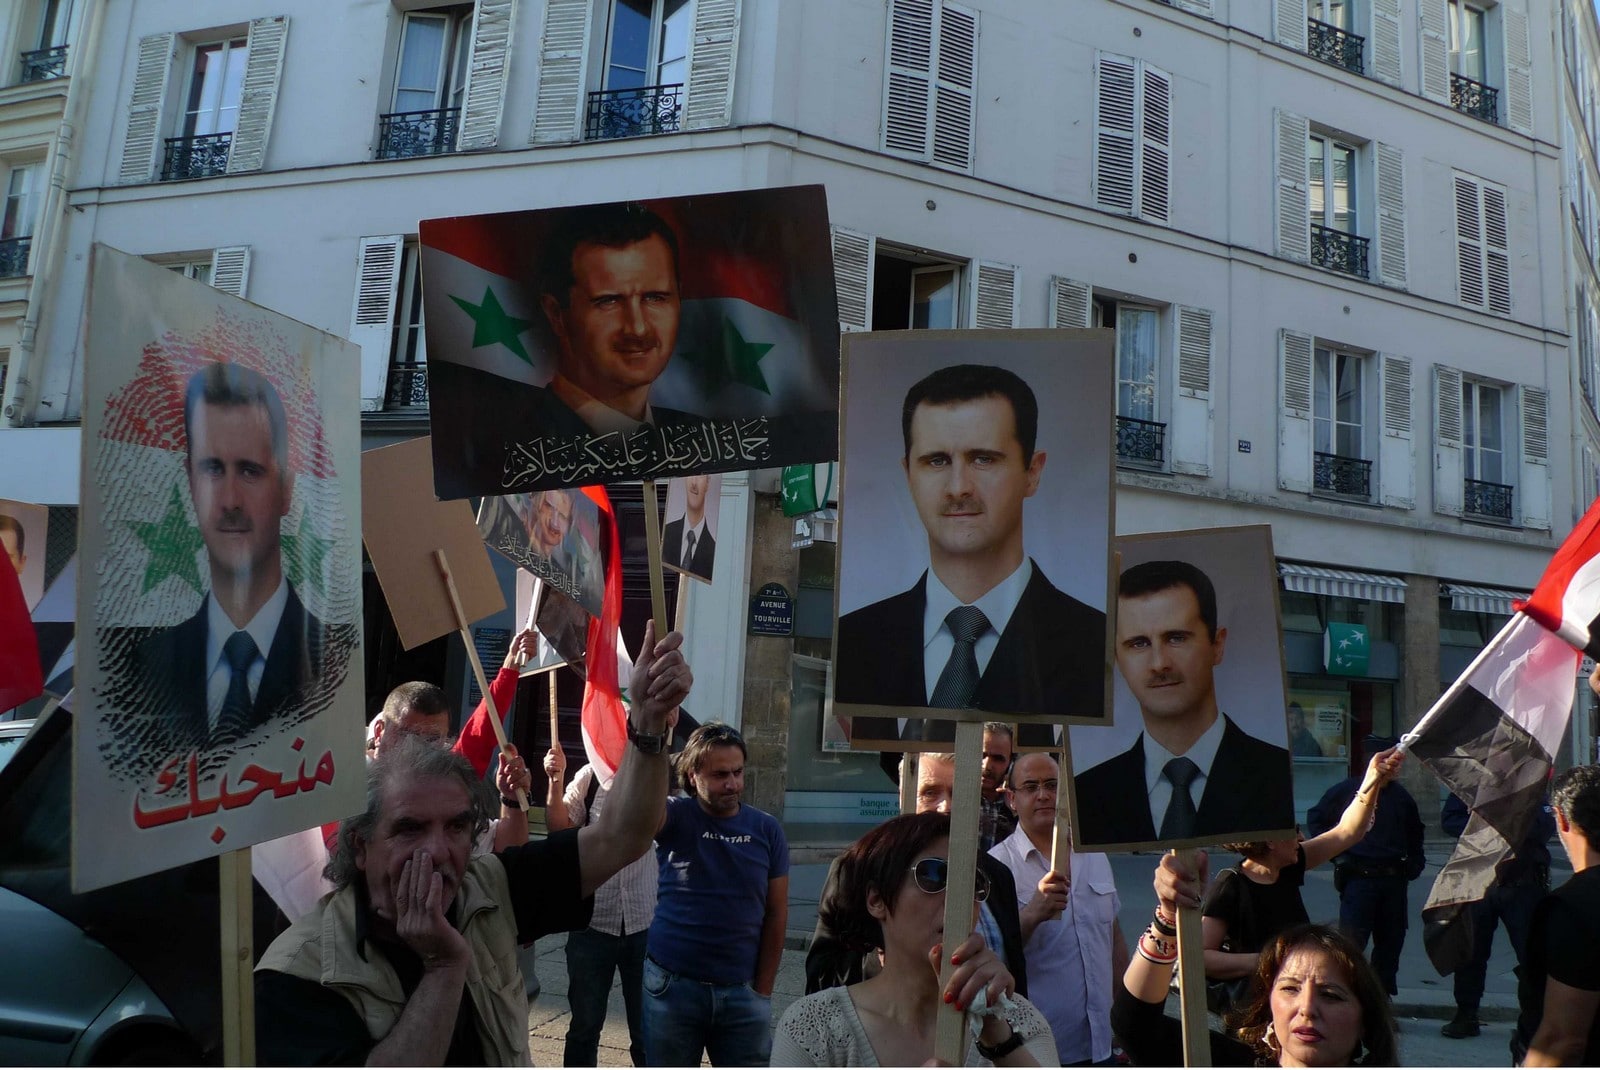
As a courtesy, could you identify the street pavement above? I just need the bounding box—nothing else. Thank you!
[520,838,1553,1066]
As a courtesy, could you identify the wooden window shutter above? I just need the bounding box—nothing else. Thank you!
[1419,0,1450,105]
[1374,142,1407,288]
[1048,276,1092,328]
[1274,109,1310,262]
[227,16,289,175]
[884,0,935,159]
[1094,53,1137,215]
[1140,64,1171,223]
[970,260,1017,329]
[1278,329,1314,493]
[120,33,176,184]
[1371,0,1403,87]
[1483,184,1512,315]
[930,1,977,172]
[1519,385,1550,529]
[1503,5,1534,136]
[684,0,740,131]
[210,246,252,298]
[530,0,591,143]
[831,227,875,333]
[350,236,405,412]
[457,0,518,150]
[1378,354,1414,509]
[1454,174,1485,310]
[1433,364,1464,516]
[1171,306,1213,477]
[1172,0,1213,16]
[1273,0,1308,53]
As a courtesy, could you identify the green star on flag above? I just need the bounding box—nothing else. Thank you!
[450,286,534,363]
[680,315,775,396]
[130,482,205,595]
[282,509,334,598]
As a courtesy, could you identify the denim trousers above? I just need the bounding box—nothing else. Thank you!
[640,956,772,1067]
[564,926,648,1067]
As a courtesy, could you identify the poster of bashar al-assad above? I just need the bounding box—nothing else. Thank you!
[1068,526,1296,852]
[478,489,603,618]
[836,330,1115,752]
[663,473,721,584]
[513,569,568,675]
[420,185,840,498]
[75,246,364,893]
[0,498,47,610]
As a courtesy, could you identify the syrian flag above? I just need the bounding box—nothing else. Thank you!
[0,553,42,712]
[579,487,634,788]
[1516,494,1600,657]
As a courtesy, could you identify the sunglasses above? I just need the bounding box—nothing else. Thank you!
[909,857,992,903]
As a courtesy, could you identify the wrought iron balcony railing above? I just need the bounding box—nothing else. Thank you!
[0,236,32,278]
[161,132,231,181]
[1451,73,1499,124]
[377,107,460,160]
[19,44,68,83]
[384,364,429,409]
[1314,451,1372,498]
[1464,477,1514,521]
[1116,415,1166,467]
[1307,19,1364,75]
[1311,224,1370,279]
[584,83,683,142]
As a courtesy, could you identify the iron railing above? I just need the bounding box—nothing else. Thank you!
[1464,477,1514,521]
[1307,19,1364,75]
[584,83,683,141]
[1314,451,1372,498]
[1451,73,1499,124]
[0,236,31,278]
[377,107,460,160]
[1116,415,1166,467]
[384,365,429,409]
[19,44,68,82]
[161,132,231,181]
[1311,224,1370,279]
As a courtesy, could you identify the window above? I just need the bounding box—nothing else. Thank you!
[349,234,429,411]
[1454,172,1511,316]
[19,0,73,82]
[1094,53,1171,223]
[1313,346,1370,498]
[1306,0,1364,74]
[165,259,212,286]
[165,37,248,179]
[149,247,250,296]
[1306,133,1370,279]
[1277,111,1407,285]
[881,0,978,172]
[1462,380,1511,520]
[1445,0,1501,124]
[874,248,963,330]
[586,0,693,140]
[911,266,959,329]
[832,230,1015,333]
[1433,365,1546,529]
[1097,297,1163,467]
[379,8,471,159]
[0,164,40,278]
[387,241,428,408]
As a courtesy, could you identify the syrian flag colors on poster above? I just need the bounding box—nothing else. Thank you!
[1516,494,1600,656]
[579,487,633,788]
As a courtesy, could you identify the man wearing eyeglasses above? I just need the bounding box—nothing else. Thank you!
[990,752,1125,1066]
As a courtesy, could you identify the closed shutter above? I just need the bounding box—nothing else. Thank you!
[1171,305,1213,477]
[1519,385,1550,529]
[1094,53,1136,215]
[970,260,1016,329]
[530,0,591,143]
[1048,276,1092,328]
[1483,185,1512,315]
[930,1,977,171]
[350,236,405,412]
[210,246,251,298]
[119,33,175,184]
[883,0,935,159]
[1273,0,1308,53]
[1419,0,1450,105]
[1172,0,1213,15]
[831,227,874,333]
[1378,354,1414,509]
[1140,64,1171,224]
[457,0,517,150]
[684,0,739,131]
[1455,174,1486,309]
[1278,329,1314,493]
[1275,109,1310,262]
[1503,5,1534,136]
[1371,0,1403,87]
[1374,142,1407,288]
[227,16,289,174]
[1433,364,1464,516]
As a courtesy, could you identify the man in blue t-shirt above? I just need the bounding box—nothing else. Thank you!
[644,722,789,1066]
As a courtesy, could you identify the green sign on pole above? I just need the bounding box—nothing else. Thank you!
[1323,622,1370,677]
[781,465,818,516]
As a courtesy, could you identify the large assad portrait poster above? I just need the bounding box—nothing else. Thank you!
[836,330,1116,752]
[1068,525,1296,852]
[74,247,365,893]
[420,185,841,498]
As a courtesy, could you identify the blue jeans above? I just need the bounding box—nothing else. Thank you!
[564,927,648,1067]
[641,956,772,1067]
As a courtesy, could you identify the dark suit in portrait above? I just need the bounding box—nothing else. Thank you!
[662,516,716,581]
[1073,714,1295,845]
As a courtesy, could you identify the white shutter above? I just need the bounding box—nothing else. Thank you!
[1048,276,1092,328]
[1274,109,1310,262]
[350,236,404,412]
[457,0,517,150]
[1483,184,1512,315]
[1094,53,1137,215]
[1371,0,1403,87]
[1503,5,1534,136]
[1172,0,1213,16]
[970,260,1017,329]
[1419,0,1450,105]
[1273,0,1308,53]
[1374,142,1407,288]
[831,227,874,333]
[1433,364,1464,516]
[1171,305,1213,477]
[227,16,289,174]
[1454,174,1486,310]
[119,33,175,184]
[684,0,739,131]
[1378,354,1414,509]
[930,1,977,172]
[210,246,251,298]
[1278,329,1314,493]
[883,0,935,158]
[1519,385,1550,529]
[1140,64,1171,224]
[530,0,591,143]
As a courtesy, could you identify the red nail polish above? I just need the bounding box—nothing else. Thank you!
[944,992,953,1004]
[951,954,961,965]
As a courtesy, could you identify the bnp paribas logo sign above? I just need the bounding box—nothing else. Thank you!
[1323,622,1370,677]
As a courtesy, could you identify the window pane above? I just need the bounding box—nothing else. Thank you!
[1334,353,1362,425]
[657,0,693,86]
[1308,136,1326,225]
[1116,306,1158,420]
[2,167,38,240]
[395,15,447,112]
[184,40,248,136]
[1320,0,1349,30]
[1332,144,1355,234]
[1313,348,1333,451]
[40,0,73,48]
[911,268,957,329]
[607,0,652,89]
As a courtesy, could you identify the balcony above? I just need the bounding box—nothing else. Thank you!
[0,236,31,278]
[1451,73,1499,124]
[377,107,460,161]
[1307,19,1363,75]
[1464,477,1514,522]
[161,132,231,181]
[385,364,429,409]
[19,44,68,83]
[1314,451,1371,499]
[584,83,683,142]
[1311,224,1370,280]
[1115,415,1166,468]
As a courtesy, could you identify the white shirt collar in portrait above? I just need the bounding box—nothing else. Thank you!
[919,558,1032,705]
[551,374,656,434]
[1141,711,1227,829]
[204,574,289,729]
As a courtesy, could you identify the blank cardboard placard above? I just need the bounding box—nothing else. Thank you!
[362,437,504,649]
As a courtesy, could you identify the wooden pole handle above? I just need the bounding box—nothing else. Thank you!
[1174,848,1212,1067]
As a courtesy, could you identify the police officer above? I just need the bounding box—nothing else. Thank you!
[1307,733,1425,996]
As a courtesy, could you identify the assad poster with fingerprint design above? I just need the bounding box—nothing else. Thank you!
[73,247,365,893]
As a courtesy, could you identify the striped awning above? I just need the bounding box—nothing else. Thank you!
[1442,583,1530,617]
[1278,562,1408,604]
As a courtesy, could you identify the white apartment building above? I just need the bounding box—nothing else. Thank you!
[0,0,1583,832]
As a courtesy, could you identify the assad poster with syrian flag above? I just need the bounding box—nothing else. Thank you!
[420,185,840,498]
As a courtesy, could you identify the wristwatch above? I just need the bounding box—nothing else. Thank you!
[627,719,669,754]
[975,1029,1025,1061]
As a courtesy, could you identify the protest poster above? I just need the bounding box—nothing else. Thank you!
[478,489,604,618]
[513,569,568,675]
[0,498,47,610]
[662,473,721,584]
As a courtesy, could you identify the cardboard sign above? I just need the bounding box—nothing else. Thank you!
[513,570,569,675]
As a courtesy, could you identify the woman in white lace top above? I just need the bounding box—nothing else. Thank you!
[771,813,1054,1067]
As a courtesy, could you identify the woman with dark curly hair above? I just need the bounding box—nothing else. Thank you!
[772,812,1054,1066]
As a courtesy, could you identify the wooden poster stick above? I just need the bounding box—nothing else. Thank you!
[521,577,545,665]
[1173,847,1212,1068]
[549,672,560,752]
[1050,735,1073,875]
[900,753,918,815]
[934,720,985,1067]
[220,848,256,1067]
[434,548,528,811]
[640,481,669,638]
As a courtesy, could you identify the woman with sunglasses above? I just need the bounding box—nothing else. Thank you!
[772,812,1053,1066]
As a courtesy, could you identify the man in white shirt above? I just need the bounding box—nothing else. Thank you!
[662,474,716,581]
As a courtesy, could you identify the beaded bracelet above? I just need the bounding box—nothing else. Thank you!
[1138,927,1177,965]
[1151,908,1177,937]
